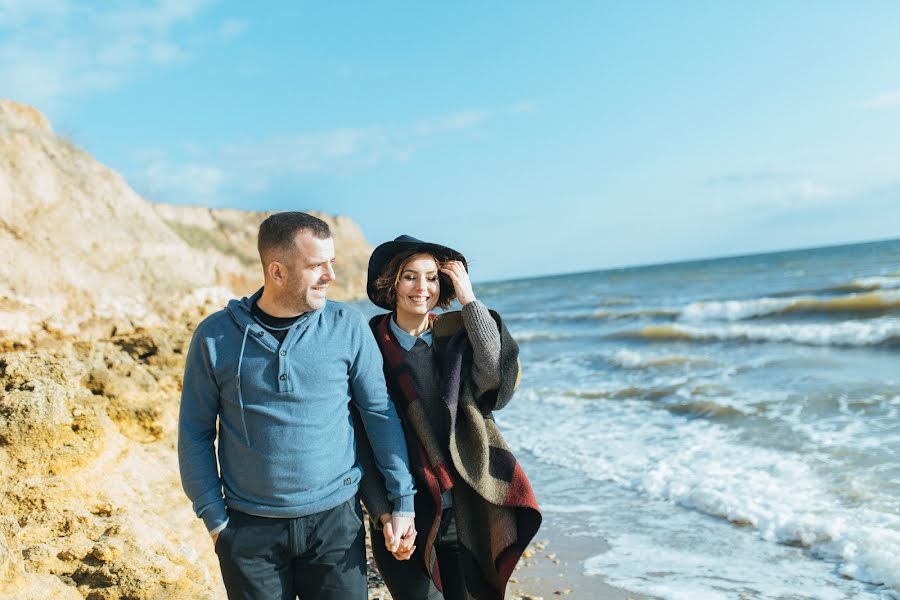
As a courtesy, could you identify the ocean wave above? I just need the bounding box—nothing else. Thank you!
[635,445,900,593]
[557,385,677,401]
[607,348,709,369]
[849,276,900,290]
[511,330,571,342]
[552,380,738,411]
[680,290,900,322]
[665,399,745,419]
[506,307,678,323]
[618,318,900,347]
[503,393,900,594]
[774,275,900,296]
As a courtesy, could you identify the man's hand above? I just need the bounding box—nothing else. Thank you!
[381,513,416,560]
[210,518,228,545]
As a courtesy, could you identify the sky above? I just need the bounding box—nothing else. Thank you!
[2,1,900,282]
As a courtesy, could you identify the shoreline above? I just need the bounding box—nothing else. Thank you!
[506,513,655,600]
[365,509,654,600]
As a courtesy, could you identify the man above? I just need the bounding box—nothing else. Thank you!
[178,212,416,600]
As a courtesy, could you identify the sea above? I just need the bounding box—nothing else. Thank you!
[469,238,899,599]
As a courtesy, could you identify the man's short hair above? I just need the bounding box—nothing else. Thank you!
[257,212,331,266]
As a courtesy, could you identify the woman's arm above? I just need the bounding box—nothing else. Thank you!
[440,260,502,397]
[461,300,502,396]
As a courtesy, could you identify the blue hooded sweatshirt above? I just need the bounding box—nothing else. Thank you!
[178,290,415,533]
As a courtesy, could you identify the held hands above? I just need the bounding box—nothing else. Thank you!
[440,260,475,305]
[380,513,416,560]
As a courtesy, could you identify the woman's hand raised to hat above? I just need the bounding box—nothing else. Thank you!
[440,260,475,306]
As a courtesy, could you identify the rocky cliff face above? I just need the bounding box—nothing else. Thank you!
[0,325,222,599]
[0,98,373,349]
[0,101,384,599]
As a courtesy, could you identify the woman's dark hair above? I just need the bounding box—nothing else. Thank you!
[370,249,457,310]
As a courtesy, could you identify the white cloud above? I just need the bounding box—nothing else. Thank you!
[508,100,539,113]
[413,110,488,136]
[795,180,834,200]
[859,91,900,109]
[129,103,533,205]
[707,173,841,214]
[142,158,228,205]
[0,0,238,111]
[0,0,70,27]
[134,127,390,203]
[218,18,247,39]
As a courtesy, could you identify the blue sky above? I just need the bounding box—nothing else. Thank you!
[3,1,900,281]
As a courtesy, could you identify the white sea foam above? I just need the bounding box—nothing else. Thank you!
[499,389,900,595]
[584,529,891,600]
[852,276,900,290]
[681,297,798,321]
[632,317,900,347]
[608,348,703,369]
[680,290,900,322]
[539,503,601,514]
[510,329,570,342]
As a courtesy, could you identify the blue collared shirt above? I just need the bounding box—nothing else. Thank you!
[389,315,433,350]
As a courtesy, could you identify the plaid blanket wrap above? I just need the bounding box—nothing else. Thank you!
[365,310,541,600]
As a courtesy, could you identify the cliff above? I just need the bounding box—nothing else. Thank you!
[0,98,372,349]
[0,101,382,599]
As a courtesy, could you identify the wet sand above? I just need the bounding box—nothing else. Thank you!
[365,509,654,600]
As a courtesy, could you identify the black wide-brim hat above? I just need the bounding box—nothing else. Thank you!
[367,235,467,310]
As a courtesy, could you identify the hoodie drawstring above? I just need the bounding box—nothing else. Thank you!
[236,324,252,447]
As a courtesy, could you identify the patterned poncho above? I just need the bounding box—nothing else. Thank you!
[357,309,542,600]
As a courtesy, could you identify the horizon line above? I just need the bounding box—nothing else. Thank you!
[479,235,900,286]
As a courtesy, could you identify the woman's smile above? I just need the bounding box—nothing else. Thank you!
[395,254,441,319]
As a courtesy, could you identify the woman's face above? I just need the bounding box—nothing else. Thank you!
[394,253,440,318]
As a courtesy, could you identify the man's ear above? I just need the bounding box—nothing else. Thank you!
[266,260,287,286]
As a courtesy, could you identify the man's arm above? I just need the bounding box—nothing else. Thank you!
[178,326,228,536]
[347,313,416,518]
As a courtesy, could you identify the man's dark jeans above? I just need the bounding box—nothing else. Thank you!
[215,497,366,600]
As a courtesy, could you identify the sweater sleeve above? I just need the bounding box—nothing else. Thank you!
[462,300,502,398]
[353,407,394,523]
[348,312,416,515]
[177,326,228,534]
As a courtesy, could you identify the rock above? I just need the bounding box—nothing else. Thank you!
[0,99,374,349]
[0,517,82,599]
[0,97,379,600]
[90,539,123,562]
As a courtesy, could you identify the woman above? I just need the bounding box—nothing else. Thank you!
[356,235,541,600]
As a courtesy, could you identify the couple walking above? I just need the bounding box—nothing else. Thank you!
[178,212,541,600]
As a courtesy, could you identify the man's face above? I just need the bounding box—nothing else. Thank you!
[283,231,336,313]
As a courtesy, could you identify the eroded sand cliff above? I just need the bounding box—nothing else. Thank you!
[0,100,381,599]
